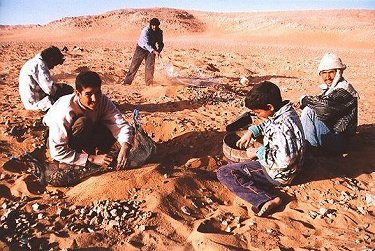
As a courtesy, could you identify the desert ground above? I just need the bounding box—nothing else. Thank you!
[1,8,375,250]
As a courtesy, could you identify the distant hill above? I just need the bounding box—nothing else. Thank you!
[1,8,206,34]
[1,8,374,48]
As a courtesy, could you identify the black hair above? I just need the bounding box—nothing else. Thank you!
[150,18,160,26]
[41,46,64,65]
[244,81,283,111]
[75,71,102,92]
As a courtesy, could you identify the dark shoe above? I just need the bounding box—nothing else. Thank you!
[22,152,47,185]
[123,80,132,85]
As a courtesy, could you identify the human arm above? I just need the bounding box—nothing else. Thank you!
[301,88,356,122]
[36,59,57,96]
[88,154,113,168]
[236,130,253,149]
[43,97,89,166]
[116,142,132,170]
[293,95,307,110]
[153,29,163,56]
[138,27,155,53]
[236,121,265,149]
[156,29,164,52]
[152,50,160,57]
[100,95,134,156]
[47,119,89,166]
[258,115,305,185]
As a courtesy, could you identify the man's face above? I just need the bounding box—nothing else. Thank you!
[320,69,336,85]
[76,86,102,110]
[151,24,158,31]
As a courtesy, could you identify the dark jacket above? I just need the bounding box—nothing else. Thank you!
[301,78,358,135]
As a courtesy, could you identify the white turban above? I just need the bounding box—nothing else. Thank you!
[318,53,346,74]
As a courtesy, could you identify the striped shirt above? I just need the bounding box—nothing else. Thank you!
[301,78,358,135]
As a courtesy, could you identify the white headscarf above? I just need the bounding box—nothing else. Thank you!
[318,53,346,74]
[318,53,358,98]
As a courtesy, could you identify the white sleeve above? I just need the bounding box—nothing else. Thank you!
[137,27,154,53]
[36,61,57,96]
[46,108,88,166]
[100,96,134,145]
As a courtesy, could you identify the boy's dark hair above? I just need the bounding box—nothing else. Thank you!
[245,81,283,110]
[41,46,64,65]
[75,71,102,92]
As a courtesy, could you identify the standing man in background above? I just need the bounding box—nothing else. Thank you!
[123,18,164,86]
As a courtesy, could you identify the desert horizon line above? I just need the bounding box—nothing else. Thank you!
[1,6,374,26]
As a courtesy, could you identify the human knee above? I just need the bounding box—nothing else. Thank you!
[216,165,233,181]
[70,116,92,136]
[301,106,315,120]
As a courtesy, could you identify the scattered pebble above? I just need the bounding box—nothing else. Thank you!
[0,198,154,249]
[181,206,192,215]
[31,203,40,212]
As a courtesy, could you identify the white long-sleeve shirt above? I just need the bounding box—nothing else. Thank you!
[137,26,164,53]
[43,93,134,166]
[19,53,57,111]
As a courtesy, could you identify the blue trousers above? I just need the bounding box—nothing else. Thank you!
[301,106,347,153]
[216,161,277,210]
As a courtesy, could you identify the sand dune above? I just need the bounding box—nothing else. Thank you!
[1,8,375,250]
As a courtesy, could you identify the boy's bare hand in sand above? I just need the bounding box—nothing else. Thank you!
[116,142,131,170]
[88,154,113,169]
[236,130,253,149]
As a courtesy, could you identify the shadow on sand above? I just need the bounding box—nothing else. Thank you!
[293,123,375,185]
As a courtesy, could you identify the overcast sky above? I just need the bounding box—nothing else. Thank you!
[1,0,374,25]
